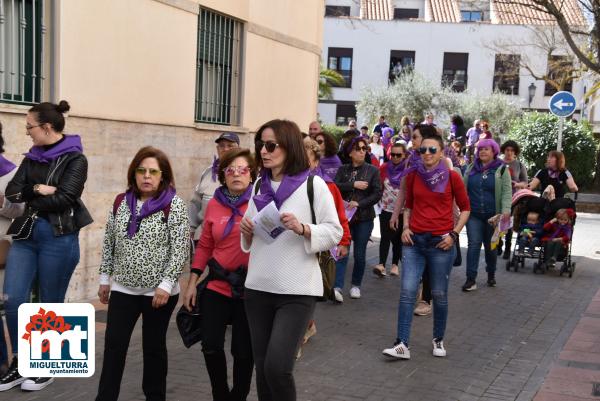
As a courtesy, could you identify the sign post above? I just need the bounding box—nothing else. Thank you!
[548,91,577,152]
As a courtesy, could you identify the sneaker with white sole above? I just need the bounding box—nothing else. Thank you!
[432,339,446,357]
[0,357,24,391]
[382,341,410,360]
[21,377,54,391]
[413,300,432,316]
[461,279,477,292]
[349,286,361,299]
[333,288,343,303]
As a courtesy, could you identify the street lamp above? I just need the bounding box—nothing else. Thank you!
[528,82,537,108]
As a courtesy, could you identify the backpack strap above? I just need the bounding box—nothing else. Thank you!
[254,178,262,196]
[500,164,507,177]
[307,175,316,224]
[113,193,126,216]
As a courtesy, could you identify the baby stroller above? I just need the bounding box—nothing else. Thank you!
[532,196,577,277]
[506,189,548,272]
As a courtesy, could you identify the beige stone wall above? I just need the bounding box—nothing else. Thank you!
[0,109,254,301]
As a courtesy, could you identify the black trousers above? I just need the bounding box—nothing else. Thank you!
[201,289,254,401]
[96,291,178,401]
[244,288,316,401]
[379,211,402,265]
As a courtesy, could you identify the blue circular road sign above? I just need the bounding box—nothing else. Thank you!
[549,91,577,117]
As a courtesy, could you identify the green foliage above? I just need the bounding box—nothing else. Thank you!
[356,71,522,136]
[322,124,346,143]
[319,68,345,100]
[508,112,598,189]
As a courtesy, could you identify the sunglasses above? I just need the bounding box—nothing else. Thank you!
[135,167,162,176]
[390,153,405,158]
[223,166,251,176]
[316,139,324,145]
[418,146,438,155]
[354,146,368,152]
[256,140,279,153]
[411,134,420,139]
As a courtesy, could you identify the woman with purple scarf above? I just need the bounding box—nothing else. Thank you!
[382,134,470,360]
[96,146,189,401]
[462,139,512,292]
[314,131,342,180]
[239,119,342,401]
[183,148,255,401]
[373,141,408,277]
[0,101,93,393]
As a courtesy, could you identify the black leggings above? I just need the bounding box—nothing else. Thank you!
[201,289,254,401]
[244,288,316,401]
[96,291,178,401]
[379,211,402,265]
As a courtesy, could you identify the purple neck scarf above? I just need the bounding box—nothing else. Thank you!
[319,155,341,180]
[547,168,560,179]
[386,160,407,188]
[309,165,333,183]
[213,185,252,240]
[416,161,450,193]
[470,158,504,176]
[125,186,176,238]
[254,169,310,212]
[24,135,83,163]
[211,156,219,182]
[548,223,572,240]
[0,155,16,177]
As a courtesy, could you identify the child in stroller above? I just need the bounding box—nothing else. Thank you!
[506,189,548,272]
[539,208,575,270]
[515,211,543,257]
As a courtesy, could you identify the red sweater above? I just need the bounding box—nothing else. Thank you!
[327,182,351,246]
[541,221,571,245]
[191,198,249,298]
[405,170,470,235]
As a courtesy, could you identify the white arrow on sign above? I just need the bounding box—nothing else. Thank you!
[553,99,574,110]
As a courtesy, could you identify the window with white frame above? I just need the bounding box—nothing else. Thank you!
[195,8,242,125]
[0,0,45,105]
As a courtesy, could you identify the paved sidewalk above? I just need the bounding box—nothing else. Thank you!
[6,213,600,401]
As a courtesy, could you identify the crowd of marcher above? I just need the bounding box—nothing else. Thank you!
[0,105,579,401]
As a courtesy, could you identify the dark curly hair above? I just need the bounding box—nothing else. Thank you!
[500,140,521,156]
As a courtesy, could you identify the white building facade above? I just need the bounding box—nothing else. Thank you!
[319,0,590,127]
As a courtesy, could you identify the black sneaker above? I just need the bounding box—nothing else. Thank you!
[462,279,477,292]
[487,277,497,287]
[0,357,24,391]
[21,377,55,391]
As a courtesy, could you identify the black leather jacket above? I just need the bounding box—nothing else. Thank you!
[334,163,382,223]
[5,152,93,236]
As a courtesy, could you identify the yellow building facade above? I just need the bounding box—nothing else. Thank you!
[0,0,324,300]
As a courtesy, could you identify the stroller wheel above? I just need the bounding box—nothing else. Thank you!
[569,263,575,278]
[514,261,519,272]
[533,262,539,274]
[506,261,512,271]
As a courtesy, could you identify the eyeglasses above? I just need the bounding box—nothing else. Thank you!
[390,153,405,158]
[223,166,250,176]
[354,146,368,152]
[316,139,324,145]
[418,146,438,155]
[349,125,356,128]
[411,134,420,139]
[256,140,279,153]
[135,167,162,176]
[26,124,43,131]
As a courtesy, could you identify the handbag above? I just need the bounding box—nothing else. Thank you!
[175,278,208,348]
[307,176,337,302]
[6,212,37,241]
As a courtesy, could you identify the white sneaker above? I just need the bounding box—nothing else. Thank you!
[333,288,344,303]
[349,286,361,299]
[432,339,446,357]
[21,377,54,391]
[382,341,410,359]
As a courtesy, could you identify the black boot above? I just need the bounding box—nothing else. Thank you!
[487,272,496,287]
[203,351,230,401]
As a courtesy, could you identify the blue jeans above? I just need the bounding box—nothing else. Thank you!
[396,233,455,345]
[334,220,374,289]
[0,317,6,366]
[466,212,497,280]
[3,218,80,352]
